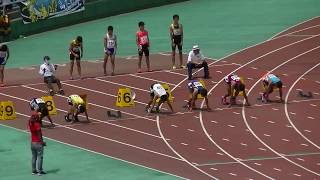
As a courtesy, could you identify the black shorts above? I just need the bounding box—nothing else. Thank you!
[138,44,149,57]
[44,76,58,84]
[172,35,182,52]
[234,83,245,92]
[38,103,49,118]
[160,94,169,102]
[70,51,81,61]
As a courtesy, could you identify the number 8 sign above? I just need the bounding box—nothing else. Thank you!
[0,101,16,120]
[41,96,57,115]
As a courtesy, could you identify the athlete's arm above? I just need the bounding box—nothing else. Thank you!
[180,24,183,45]
[80,43,83,58]
[169,25,173,41]
[136,32,140,48]
[103,35,107,49]
[69,43,78,57]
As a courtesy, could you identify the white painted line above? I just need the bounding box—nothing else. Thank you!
[258,148,267,151]
[210,167,218,171]
[282,139,290,142]
[296,88,303,91]
[301,77,306,80]
[282,73,288,76]
[273,168,282,172]
[264,134,271,137]
[301,143,309,147]
[211,81,218,83]
[293,173,302,177]
[245,129,250,132]
[254,163,262,166]
[194,116,199,119]
[227,125,235,128]
[222,138,230,142]
[233,112,240,115]
[95,78,149,92]
[216,70,222,73]
[314,92,319,95]
[315,81,320,84]
[267,121,275,124]
[229,173,237,176]
[240,143,248,146]
[129,74,177,86]
[317,163,320,166]
[216,152,224,156]
[170,124,178,128]
[247,77,254,80]
[289,112,296,115]
[286,124,293,128]
[307,116,315,119]
[296,158,305,162]
[198,148,206,151]
[187,129,195,132]
[181,143,189,146]
[211,120,218,124]
[250,67,258,70]
[310,104,317,107]
[304,129,312,133]
[166,138,171,141]
[165,70,188,77]
[250,116,257,119]
[272,108,279,111]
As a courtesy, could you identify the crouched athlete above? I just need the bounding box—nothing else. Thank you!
[65,95,89,123]
[29,98,54,127]
[146,83,174,113]
[187,80,211,111]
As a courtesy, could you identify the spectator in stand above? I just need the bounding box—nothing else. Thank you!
[0,44,9,87]
[136,21,151,73]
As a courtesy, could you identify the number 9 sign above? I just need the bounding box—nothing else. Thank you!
[0,101,16,120]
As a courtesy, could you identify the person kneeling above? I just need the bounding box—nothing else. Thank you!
[65,95,89,123]
[146,83,174,113]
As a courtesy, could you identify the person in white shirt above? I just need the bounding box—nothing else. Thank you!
[39,56,64,96]
[103,26,117,76]
[146,83,174,113]
[187,45,209,80]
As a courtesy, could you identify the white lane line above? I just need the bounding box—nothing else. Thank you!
[227,125,235,128]
[181,143,189,146]
[254,163,262,166]
[304,129,312,133]
[264,134,271,137]
[316,81,320,84]
[282,73,288,76]
[240,143,248,146]
[301,77,306,80]
[258,148,267,151]
[282,139,290,142]
[296,158,305,162]
[216,70,222,73]
[247,77,254,80]
[187,129,195,132]
[250,67,258,70]
[210,167,218,171]
[129,74,177,86]
[301,143,309,147]
[307,116,315,119]
[267,121,275,124]
[310,104,317,107]
[272,108,279,111]
[250,116,258,119]
[211,120,218,124]
[233,112,240,115]
[198,148,206,151]
[222,138,230,142]
[317,163,320,166]
[286,124,293,128]
[273,168,282,172]
[171,124,178,128]
[314,92,319,95]
[194,116,199,119]
[165,70,188,77]
[95,78,149,92]
[216,152,224,156]
[229,173,237,176]
[200,31,320,179]
[290,112,296,115]
[293,173,302,177]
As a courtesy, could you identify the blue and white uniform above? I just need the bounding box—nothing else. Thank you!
[263,74,280,84]
[0,50,8,65]
[188,80,204,92]
[104,33,117,55]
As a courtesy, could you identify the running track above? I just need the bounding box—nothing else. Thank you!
[1,16,320,179]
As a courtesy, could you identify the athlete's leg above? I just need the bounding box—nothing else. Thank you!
[0,65,4,85]
[76,60,82,78]
[171,44,176,68]
[103,53,109,75]
[110,55,115,75]
[69,60,74,79]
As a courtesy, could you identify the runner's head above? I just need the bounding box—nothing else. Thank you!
[107,26,113,34]
[0,44,8,51]
[76,36,83,43]
[138,21,145,31]
[43,56,50,65]
[173,14,179,23]
[77,104,85,113]
[192,45,200,54]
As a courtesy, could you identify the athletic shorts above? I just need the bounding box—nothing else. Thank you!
[70,51,81,61]
[138,44,149,56]
[272,81,283,89]
[172,35,182,52]
[0,57,7,66]
[44,76,58,84]
[234,83,245,92]
[160,93,169,102]
[105,48,115,55]
[38,103,49,118]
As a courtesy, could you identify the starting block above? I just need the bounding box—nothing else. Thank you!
[41,96,57,115]
[233,77,245,96]
[0,101,16,120]
[298,90,313,98]
[156,84,174,103]
[116,88,135,107]
[107,110,122,118]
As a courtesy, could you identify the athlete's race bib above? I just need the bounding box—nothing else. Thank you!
[140,35,148,44]
[35,98,45,104]
[107,40,115,48]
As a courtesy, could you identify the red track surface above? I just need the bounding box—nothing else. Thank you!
[1,17,320,179]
